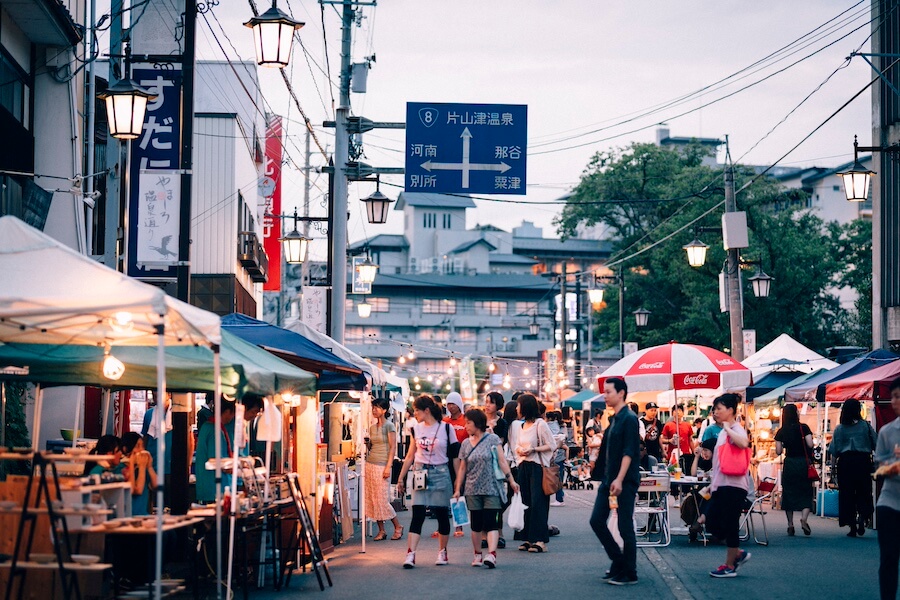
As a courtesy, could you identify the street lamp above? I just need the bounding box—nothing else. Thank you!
[244,1,305,69]
[356,256,378,284]
[683,238,710,268]
[587,286,605,306]
[838,136,899,202]
[633,307,651,327]
[357,300,372,318]
[747,268,773,298]
[361,178,395,224]
[529,315,540,336]
[99,78,156,140]
[280,227,309,264]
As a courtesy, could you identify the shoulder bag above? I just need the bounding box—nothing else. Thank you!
[537,420,562,495]
[718,426,751,476]
[801,424,820,481]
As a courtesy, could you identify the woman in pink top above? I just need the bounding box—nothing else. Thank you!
[702,393,752,579]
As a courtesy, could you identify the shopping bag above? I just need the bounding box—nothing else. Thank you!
[506,492,527,531]
[450,497,470,528]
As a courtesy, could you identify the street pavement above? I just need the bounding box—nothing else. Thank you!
[256,487,881,600]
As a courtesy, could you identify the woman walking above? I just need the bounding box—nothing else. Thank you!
[484,392,510,548]
[774,403,815,536]
[508,393,554,553]
[366,397,404,541]
[703,393,752,578]
[396,395,458,568]
[453,409,519,568]
[830,399,876,537]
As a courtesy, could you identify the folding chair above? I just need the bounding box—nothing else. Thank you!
[635,474,671,547]
[739,477,776,546]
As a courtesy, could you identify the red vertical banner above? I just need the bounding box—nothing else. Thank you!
[263,115,284,291]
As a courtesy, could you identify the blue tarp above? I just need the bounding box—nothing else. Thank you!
[221,313,368,390]
[745,370,807,402]
[783,349,899,403]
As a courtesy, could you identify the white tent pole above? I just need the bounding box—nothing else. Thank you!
[1,382,6,449]
[101,388,111,436]
[31,384,43,453]
[71,387,83,449]
[213,348,222,600]
[226,403,243,599]
[817,399,823,517]
[360,391,369,554]
[257,438,273,588]
[155,323,167,600]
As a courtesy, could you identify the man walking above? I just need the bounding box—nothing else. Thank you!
[589,377,640,586]
[640,402,663,461]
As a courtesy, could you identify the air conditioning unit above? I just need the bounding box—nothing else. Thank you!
[408,257,418,273]
[430,257,440,273]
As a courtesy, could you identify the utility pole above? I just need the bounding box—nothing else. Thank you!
[559,263,568,388]
[328,1,355,345]
[299,127,312,319]
[574,272,582,391]
[618,267,625,358]
[724,140,744,362]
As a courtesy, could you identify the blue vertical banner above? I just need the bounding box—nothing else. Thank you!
[127,65,183,279]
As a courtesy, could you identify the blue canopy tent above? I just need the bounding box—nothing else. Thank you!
[222,313,367,390]
[783,349,899,403]
[745,369,808,403]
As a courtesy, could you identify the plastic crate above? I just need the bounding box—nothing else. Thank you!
[816,489,839,517]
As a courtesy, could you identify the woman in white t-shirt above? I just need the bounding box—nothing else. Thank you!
[396,395,458,569]
[508,393,555,554]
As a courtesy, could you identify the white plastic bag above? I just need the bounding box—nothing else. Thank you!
[506,492,527,531]
[450,497,470,528]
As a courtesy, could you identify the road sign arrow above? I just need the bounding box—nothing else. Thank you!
[419,128,512,187]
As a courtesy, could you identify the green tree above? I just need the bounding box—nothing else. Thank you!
[1,382,31,479]
[558,143,854,356]
[828,218,872,348]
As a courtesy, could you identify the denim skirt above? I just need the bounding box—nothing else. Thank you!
[411,463,452,507]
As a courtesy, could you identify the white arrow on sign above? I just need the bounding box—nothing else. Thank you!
[421,127,511,188]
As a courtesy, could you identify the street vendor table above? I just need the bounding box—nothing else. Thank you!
[668,475,710,538]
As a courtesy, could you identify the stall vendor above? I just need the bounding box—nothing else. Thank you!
[84,435,125,477]
[195,399,236,504]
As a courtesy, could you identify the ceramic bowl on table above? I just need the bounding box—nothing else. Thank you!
[85,503,103,512]
[70,554,100,565]
[59,429,81,441]
[102,519,123,530]
[29,553,56,564]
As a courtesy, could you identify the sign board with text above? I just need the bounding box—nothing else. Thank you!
[405,102,527,195]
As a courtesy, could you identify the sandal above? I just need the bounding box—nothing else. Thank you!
[518,543,531,552]
[527,542,547,553]
[454,530,465,537]
[787,526,795,536]
[391,526,404,541]
[373,531,387,541]
[801,520,811,536]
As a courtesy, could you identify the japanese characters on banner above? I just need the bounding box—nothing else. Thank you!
[351,256,372,294]
[127,65,183,279]
[543,348,561,396]
[136,173,180,267]
[262,115,283,292]
[301,286,327,335]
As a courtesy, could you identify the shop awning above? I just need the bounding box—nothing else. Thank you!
[783,349,899,403]
[741,333,838,380]
[753,369,827,409]
[746,370,808,403]
[823,359,900,402]
[222,313,367,390]
[561,389,602,409]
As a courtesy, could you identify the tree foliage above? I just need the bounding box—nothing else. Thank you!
[557,142,870,356]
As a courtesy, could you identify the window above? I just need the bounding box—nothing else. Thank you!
[423,212,436,228]
[475,301,507,316]
[419,328,450,341]
[368,297,390,312]
[345,326,380,343]
[345,299,354,312]
[515,301,535,315]
[423,298,456,314]
[0,52,29,128]
[442,213,451,229]
[456,329,476,342]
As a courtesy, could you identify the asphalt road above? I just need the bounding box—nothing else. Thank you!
[254,487,882,600]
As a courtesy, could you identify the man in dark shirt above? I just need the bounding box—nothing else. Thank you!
[590,377,641,586]
[641,402,663,461]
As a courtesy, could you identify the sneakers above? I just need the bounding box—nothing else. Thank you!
[733,550,751,572]
[403,551,416,569]
[483,552,496,569]
[710,565,737,578]
[435,548,449,565]
[471,553,483,567]
[607,574,638,586]
[550,499,565,507]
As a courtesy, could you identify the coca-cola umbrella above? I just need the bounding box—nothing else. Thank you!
[597,342,753,394]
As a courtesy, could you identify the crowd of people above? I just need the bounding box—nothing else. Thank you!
[373,379,900,597]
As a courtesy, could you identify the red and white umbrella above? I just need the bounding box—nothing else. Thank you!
[597,342,753,393]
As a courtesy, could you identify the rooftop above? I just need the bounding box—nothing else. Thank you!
[394,192,477,210]
[372,272,556,291]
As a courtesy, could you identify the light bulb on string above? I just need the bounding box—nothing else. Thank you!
[523,367,530,376]
[449,356,457,366]
[415,384,421,390]
[413,376,420,383]
[407,348,415,360]
[426,375,433,382]
[503,381,511,390]
[390,369,397,376]
[398,356,406,364]
[488,361,496,372]
[102,347,125,381]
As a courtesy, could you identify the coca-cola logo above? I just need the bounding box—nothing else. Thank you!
[638,361,665,370]
[683,374,709,386]
[715,359,734,366]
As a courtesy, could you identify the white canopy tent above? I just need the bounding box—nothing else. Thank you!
[0,216,224,599]
[742,333,838,380]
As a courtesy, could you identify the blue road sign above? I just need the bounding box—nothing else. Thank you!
[405,102,527,195]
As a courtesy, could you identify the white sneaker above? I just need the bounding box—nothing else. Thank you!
[550,500,565,507]
[471,553,483,567]
[436,548,449,565]
[483,552,496,569]
[403,551,416,569]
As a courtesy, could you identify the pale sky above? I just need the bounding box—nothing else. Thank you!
[159,0,873,260]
